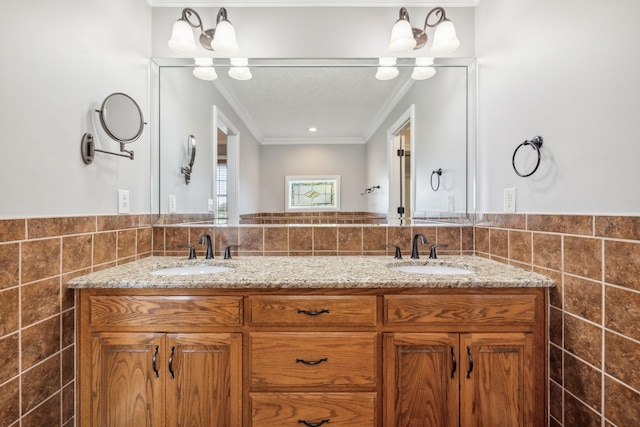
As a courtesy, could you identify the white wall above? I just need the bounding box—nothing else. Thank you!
[259,144,367,212]
[475,0,640,214]
[0,0,152,217]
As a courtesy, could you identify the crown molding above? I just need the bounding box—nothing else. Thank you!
[261,137,365,145]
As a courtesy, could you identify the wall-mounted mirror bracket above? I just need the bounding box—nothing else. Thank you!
[81,133,134,164]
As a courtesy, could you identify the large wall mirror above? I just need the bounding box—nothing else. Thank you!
[150,58,475,226]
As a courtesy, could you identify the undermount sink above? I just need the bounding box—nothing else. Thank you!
[391,265,474,275]
[150,265,233,276]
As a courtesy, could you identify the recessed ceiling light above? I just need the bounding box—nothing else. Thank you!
[308,127,318,132]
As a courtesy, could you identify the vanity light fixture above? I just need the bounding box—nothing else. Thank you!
[228,57,252,80]
[192,58,218,81]
[375,57,399,81]
[168,7,239,56]
[411,57,436,80]
[388,7,460,56]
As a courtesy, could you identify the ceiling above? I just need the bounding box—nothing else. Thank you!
[148,0,478,7]
[211,61,415,144]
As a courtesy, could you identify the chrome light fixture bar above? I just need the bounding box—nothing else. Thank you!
[388,7,460,56]
[168,7,239,56]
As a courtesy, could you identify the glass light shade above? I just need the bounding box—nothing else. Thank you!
[168,19,197,55]
[375,58,399,81]
[412,57,436,80]
[431,19,460,55]
[212,20,239,56]
[229,58,252,80]
[388,19,417,54]
[193,58,218,81]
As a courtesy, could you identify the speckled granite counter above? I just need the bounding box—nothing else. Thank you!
[67,256,555,289]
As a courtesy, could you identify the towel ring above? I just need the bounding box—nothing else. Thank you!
[430,168,442,191]
[512,136,543,177]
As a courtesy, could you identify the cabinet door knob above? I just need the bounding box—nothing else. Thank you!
[466,346,474,379]
[152,345,159,378]
[168,346,175,379]
[298,419,330,427]
[295,357,328,366]
[450,346,457,379]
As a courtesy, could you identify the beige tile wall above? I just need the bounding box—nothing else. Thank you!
[475,214,640,427]
[0,216,152,427]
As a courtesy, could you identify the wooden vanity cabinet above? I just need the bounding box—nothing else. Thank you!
[77,287,547,427]
[77,291,243,427]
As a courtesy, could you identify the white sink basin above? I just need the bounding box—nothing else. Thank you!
[151,265,233,276]
[391,265,474,275]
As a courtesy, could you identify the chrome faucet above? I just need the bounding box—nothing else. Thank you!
[411,233,428,259]
[198,233,214,259]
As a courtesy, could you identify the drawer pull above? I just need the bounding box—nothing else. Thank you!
[296,357,328,366]
[466,346,473,379]
[152,345,159,378]
[297,309,330,316]
[298,419,330,427]
[168,346,175,379]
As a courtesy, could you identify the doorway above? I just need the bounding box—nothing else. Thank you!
[213,106,239,224]
[387,105,415,225]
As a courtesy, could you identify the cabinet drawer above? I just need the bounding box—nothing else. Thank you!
[249,295,376,326]
[250,333,377,387]
[251,392,376,427]
[385,294,538,326]
[88,295,242,327]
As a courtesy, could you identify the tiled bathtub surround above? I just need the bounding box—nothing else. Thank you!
[475,214,640,427]
[0,215,152,427]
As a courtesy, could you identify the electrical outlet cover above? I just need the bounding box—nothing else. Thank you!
[169,195,176,213]
[504,188,516,213]
[118,190,130,214]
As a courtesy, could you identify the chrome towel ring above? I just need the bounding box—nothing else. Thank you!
[430,168,442,191]
[512,136,543,177]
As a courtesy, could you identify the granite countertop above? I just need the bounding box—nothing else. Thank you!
[67,256,555,289]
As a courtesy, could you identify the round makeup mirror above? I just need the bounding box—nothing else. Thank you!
[98,92,145,143]
[81,92,145,164]
[181,135,197,184]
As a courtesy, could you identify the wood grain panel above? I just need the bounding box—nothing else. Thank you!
[89,295,242,327]
[251,392,376,427]
[385,294,537,326]
[250,332,377,387]
[249,295,376,326]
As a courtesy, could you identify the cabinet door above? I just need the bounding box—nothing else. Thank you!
[384,333,459,427]
[165,333,242,427]
[90,332,164,427]
[460,333,534,427]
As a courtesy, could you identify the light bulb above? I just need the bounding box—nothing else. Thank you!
[375,58,399,81]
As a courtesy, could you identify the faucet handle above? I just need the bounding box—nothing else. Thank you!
[178,244,197,259]
[429,244,449,259]
[224,245,241,260]
[385,244,403,259]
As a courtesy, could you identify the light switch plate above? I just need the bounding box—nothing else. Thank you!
[447,195,455,212]
[504,188,516,213]
[118,190,130,214]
